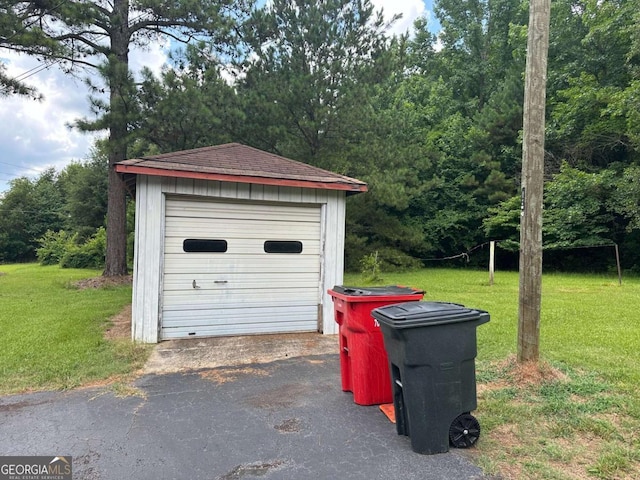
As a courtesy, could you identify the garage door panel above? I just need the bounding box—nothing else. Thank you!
[166,200,319,223]
[163,239,321,255]
[163,256,320,275]
[165,253,320,275]
[166,211,321,226]
[162,289,318,307]
[161,321,318,339]
[164,238,321,254]
[163,273,319,291]
[162,197,322,339]
[165,202,315,223]
[162,305,317,331]
[162,305,317,325]
[165,284,318,302]
[165,218,321,239]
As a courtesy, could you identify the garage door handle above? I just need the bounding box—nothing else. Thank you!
[214,280,228,284]
[192,280,200,289]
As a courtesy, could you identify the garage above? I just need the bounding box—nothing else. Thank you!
[116,143,367,343]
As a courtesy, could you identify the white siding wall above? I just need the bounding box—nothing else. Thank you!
[131,175,346,342]
[131,175,164,343]
[321,193,346,335]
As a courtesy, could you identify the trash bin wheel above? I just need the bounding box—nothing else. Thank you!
[449,413,480,448]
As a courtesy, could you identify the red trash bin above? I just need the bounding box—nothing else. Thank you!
[328,285,425,405]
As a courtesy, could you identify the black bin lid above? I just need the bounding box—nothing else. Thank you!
[330,285,424,296]
[371,301,489,329]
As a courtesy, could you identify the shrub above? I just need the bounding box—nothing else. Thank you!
[36,230,77,266]
[375,247,423,272]
[360,251,384,282]
[60,227,106,269]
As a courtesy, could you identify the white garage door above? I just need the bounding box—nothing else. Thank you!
[161,196,322,339]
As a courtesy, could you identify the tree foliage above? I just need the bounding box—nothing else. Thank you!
[135,44,242,154]
[2,0,640,272]
[236,0,396,169]
[0,170,63,262]
[58,147,109,239]
[1,0,252,275]
[0,149,111,265]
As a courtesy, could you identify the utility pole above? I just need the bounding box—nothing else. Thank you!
[518,0,551,363]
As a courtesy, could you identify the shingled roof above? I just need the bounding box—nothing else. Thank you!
[115,143,367,194]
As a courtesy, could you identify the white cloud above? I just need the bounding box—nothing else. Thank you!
[0,41,168,193]
[371,0,426,36]
[130,39,169,80]
[0,53,100,192]
[433,34,444,52]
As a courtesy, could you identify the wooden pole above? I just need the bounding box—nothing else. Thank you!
[615,244,622,286]
[489,241,495,286]
[518,0,551,363]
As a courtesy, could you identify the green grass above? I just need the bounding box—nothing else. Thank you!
[0,264,150,395]
[345,269,640,385]
[2,264,639,477]
[345,268,640,479]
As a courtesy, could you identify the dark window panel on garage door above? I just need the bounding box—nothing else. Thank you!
[264,241,303,254]
[183,239,228,253]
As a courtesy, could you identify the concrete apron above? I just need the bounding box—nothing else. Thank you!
[144,332,340,374]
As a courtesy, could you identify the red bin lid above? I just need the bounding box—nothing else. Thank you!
[328,285,425,302]
[330,285,424,296]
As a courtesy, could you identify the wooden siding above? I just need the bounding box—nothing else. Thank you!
[131,175,164,343]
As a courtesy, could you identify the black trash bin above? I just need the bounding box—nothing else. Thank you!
[371,301,489,455]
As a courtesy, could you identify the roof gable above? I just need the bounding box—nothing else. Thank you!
[115,143,367,194]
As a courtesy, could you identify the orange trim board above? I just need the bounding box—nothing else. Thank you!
[115,164,368,193]
[379,403,396,423]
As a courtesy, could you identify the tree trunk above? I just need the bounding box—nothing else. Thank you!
[104,155,128,276]
[103,0,130,277]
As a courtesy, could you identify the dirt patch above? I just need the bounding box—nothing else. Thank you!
[274,418,301,433]
[104,304,132,340]
[553,436,606,480]
[485,424,524,479]
[200,367,270,384]
[480,423,600,480]
[220,460,286,480]
[305,359,326,365]
[0,399,54,413]
[247,383,312,409]
[73,275,132,290]
[477,381,509,396]
[493,355,568,388]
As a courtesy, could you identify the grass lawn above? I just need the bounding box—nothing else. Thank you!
[1,264,638,478]
[345,269,640,480]
[0,263,150,395]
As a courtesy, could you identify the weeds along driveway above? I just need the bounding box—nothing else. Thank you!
[0,337,489,480]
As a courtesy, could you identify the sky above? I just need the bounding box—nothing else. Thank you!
[0,0,435,195]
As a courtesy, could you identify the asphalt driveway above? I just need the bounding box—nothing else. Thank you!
[0,335,490,479]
